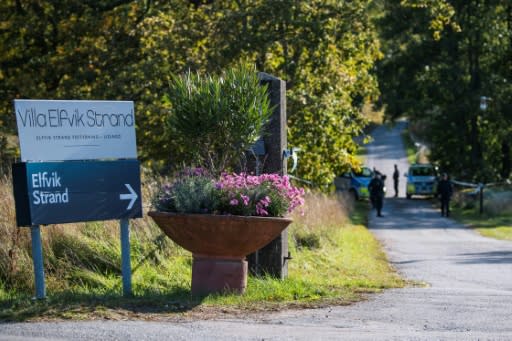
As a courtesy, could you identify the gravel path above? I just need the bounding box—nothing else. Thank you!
[2,122,512,340]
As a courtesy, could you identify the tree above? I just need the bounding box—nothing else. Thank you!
[204,0,382,187]
[377,0,512,181]
[1,1,382,188]
[0,0,208,168]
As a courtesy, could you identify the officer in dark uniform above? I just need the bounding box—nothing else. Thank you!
[368,173,385,217]
[437,173,453,217]
[393,164,399,197]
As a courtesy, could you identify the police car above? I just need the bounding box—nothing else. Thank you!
[334,166,374,200]
[405,163,438,199]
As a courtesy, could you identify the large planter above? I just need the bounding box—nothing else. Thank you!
[148,211,292,295]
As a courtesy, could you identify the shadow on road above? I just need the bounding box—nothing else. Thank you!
[369,197,465,230]
[0,288,202,322]
[455,251,512,265]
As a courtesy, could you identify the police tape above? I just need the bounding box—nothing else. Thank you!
[451,179,512,194]
[451,179,479,188]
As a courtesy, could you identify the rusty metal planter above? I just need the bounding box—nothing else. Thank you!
[148,211,292,295]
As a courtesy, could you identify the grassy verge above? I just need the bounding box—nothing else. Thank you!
[0,178,404,321]
[211,199,404,308]
[452,208,512,240]
[451,188,512,240]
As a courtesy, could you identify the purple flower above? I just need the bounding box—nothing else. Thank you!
[260,196,271,207]
[256,205,269,216]
[230,198,239,206]
[240,194,250,206]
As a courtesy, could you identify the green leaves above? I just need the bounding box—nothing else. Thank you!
[209,0,380,187]
[1,0,382,187]
[166,65,271,173]
[400,0,459,40]
[378,0,512,181]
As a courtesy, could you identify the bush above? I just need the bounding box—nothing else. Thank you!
[166,65,272,173]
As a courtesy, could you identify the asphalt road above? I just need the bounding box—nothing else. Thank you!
[2,122,512,340]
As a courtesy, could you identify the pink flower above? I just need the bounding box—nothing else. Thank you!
[240,194,250,206]
[260,196,271,207]
[254,196,272,216]
[211,172,304,216]
[256,205,269,216]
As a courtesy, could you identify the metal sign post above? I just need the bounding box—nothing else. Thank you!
[120,218,132,297]
[30,225,46,299]
[12,160,142,299]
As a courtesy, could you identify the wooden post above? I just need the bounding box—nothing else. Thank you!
[479,184,484,215]
[247,72,289,279]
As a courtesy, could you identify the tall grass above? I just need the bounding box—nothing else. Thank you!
[0,174,32,292]
[483,190,512,215]
[289,192,351,250]
[288,194,402,291]
[0,172,187,297]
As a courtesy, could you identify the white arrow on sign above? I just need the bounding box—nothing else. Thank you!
[120,184,138,210]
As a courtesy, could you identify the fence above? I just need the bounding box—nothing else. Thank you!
[451,178,512,214]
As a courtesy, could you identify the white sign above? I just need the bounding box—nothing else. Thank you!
[14,100,137,161]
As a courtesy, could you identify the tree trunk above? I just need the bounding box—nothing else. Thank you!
[501,141,511,179]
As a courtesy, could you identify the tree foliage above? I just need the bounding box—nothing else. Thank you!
[1,0,380,188]
[0,0,200,167]
[168,0,382,186]
[377,0,512,181]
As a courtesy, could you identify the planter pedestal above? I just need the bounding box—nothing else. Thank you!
[192,256,247,295]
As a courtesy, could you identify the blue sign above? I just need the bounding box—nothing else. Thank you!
[13,160,142,226]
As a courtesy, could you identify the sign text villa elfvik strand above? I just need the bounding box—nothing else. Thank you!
[17,107,134,128]
[14,100,137,162]
[12,99,142,299]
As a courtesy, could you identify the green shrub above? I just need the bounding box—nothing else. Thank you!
[166,65,272,173]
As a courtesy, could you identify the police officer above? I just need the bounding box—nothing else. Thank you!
[368,173,385,217]
[393,164,399,197]
[437,173,453,217]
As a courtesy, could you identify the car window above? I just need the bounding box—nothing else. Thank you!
[411,167,435,176]
[353,167,373,177]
